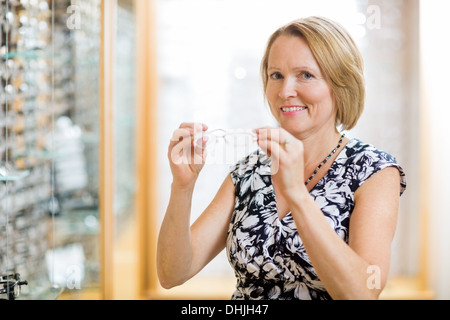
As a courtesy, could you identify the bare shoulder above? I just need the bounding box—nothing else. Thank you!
[354,166,401,203]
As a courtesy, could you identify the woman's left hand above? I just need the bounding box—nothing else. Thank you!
[255,127,308,200]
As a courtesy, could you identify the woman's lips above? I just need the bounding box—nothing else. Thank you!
[280,105,308,115]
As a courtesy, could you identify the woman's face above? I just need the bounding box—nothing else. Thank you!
[265,35,336,138]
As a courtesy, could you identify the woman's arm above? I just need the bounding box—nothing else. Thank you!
[157,122,235,289]
[256,128,401,299]
[157,174,236,289]
[290,167,400,299]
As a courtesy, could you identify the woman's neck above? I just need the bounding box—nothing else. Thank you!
[299,127,343,170]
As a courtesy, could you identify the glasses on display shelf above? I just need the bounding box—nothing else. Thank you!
[1,83,16,101]
[0,58,20,81]
[4,183,50,211]
[2,0,103,299]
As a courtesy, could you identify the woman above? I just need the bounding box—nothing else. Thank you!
[157,16,406,300]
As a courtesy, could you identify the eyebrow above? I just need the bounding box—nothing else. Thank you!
[268,66,318,73]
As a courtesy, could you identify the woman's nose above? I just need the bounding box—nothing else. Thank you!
[278,78,298,100]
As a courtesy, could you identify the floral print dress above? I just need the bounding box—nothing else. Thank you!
[226,138,406,300]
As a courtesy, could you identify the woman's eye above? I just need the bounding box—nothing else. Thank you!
[300,72,314,80]
[270,72,283,80]
[300,72,313,80]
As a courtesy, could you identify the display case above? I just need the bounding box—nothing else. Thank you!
[1,0,154,300]
[1,0,103,299]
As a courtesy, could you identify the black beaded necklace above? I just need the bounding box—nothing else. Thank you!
[304,134,346,186]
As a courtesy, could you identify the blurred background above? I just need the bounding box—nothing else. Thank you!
[0,0,448,300]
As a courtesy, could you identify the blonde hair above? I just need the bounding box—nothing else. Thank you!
[261,16,365,131]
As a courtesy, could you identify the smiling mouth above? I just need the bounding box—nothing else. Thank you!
[281,106,308,112]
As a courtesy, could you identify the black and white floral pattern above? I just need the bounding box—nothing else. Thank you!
[226,138,406,300]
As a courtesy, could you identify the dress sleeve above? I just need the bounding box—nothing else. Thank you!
[353,148,407,196]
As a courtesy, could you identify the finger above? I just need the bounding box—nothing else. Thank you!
[170,127,192,144]
[257,138,282,175]
[174,123,208,148]
[258,137,283,157]
[171,134,210,164]
[259,129,296,152]
[179,122,209,135]
[169,135,193,164]
[255,127,281,144]
[192,142,208,165]
[180,122,208,129]
[254,126,275,134]
[171,123,208,141]
[170,123,208,148]
[194,135,209,148]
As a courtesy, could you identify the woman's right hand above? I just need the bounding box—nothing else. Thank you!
[168,122,209,188]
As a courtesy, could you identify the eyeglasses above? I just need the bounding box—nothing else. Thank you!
[194,128,257,149]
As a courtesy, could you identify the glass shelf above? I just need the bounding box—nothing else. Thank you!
[0,164,30,181]
[13,150,55,161]
[1,49,46,60]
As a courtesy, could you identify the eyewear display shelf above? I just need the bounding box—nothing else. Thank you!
[1,0,101,300]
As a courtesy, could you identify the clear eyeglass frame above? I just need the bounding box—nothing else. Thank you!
[194,128,257,149]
